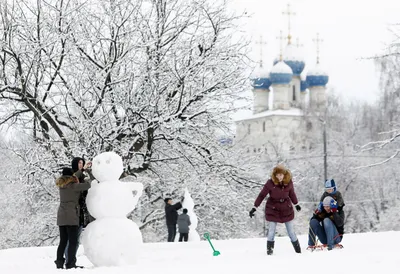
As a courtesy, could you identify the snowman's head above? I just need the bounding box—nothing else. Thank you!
[91,152,124,182]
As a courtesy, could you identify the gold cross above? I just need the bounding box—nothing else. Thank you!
[255,35,267,68]
[282,3,296,44]
[276,30,285,61]
[312,33,323,64]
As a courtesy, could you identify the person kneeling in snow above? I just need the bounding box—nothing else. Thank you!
[308,196,345,251]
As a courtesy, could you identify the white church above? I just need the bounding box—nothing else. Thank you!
[234,5,329,156]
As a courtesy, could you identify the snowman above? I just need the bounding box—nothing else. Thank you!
[82,151,144,267]
[175,188,200,242]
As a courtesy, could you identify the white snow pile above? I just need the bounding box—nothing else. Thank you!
[0,231,399,274]
[175,188,200,242]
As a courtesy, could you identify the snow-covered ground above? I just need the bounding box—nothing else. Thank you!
[0,231,399,273]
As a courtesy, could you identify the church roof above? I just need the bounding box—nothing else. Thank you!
[234,108,303,122]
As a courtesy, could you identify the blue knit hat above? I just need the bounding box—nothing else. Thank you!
[324,179,337,194]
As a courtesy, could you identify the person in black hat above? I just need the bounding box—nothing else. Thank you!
[164,197,184,242]
[54,167,91,269]
[64,157,94,265]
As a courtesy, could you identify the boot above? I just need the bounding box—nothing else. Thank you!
[291,240,301,253]
[54,258,65,269]
[267,241,274,255]
[66,264,84,269]
[65,257,84,269]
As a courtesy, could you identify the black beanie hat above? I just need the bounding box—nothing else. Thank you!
[164,198,171,204]
[62,167,74,176]
[71,157,85,172]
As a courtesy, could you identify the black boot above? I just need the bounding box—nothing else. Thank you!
[65,257,84,269]
[54,259,65,269]
[291,240,301,253]
[267,241,274,255]
[66,264,84,269]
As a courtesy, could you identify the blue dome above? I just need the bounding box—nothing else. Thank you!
[282,44,305,75]
[250,66,271,90]
[269,61,293,85]
[251,77,271,89]
[300,80,308,92]
[284,60,305,76]
[306,65,329,87]
[306,75,329,87]
[270,73,292,85]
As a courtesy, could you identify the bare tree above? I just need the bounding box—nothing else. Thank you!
[0,0,256,244]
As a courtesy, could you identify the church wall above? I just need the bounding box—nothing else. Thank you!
[253,89,270,114]
[309,86,327,110]
[234,115,307,155]
[272,85,291,110]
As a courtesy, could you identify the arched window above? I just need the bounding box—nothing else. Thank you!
[293,85,296,101]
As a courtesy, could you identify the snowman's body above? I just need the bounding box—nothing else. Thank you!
[82,152,143,267]
[175,188,200,242]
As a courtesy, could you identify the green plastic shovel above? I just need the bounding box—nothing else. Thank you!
[203,232,221,256]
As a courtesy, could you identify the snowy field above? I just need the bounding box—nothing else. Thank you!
[0,231,399,274]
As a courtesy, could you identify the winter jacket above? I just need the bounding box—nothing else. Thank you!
[74,169,95,227]
[56,175,91,226]
[165,202,183,225]
[320,191,345,209]
[254,168,299,223]
[177,213,191,233]
[312,208,345,237]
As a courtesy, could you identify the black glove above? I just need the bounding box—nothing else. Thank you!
[249,207,256,218]
[295,204,301,212]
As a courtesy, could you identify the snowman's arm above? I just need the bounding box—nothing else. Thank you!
[71,182,91,191]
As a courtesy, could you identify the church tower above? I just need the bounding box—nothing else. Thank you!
[281,4,305,109]
[234,3,331,157]
[306,33,329,112]
[250,36,271,114]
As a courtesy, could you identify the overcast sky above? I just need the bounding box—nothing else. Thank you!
[230,0,400,104]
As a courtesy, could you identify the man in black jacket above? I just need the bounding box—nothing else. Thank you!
[308,196,345,250]
[165,197,183,242]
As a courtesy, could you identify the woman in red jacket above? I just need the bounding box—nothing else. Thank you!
[249,165,301,255]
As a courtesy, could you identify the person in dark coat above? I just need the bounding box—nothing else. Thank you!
[164,197,183,242]
[54,167,91,269]
[308,196,345,251]
[64,157,94,262]
[72,157,95,228]
[177,208,191,242]
[249,165,302,255]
